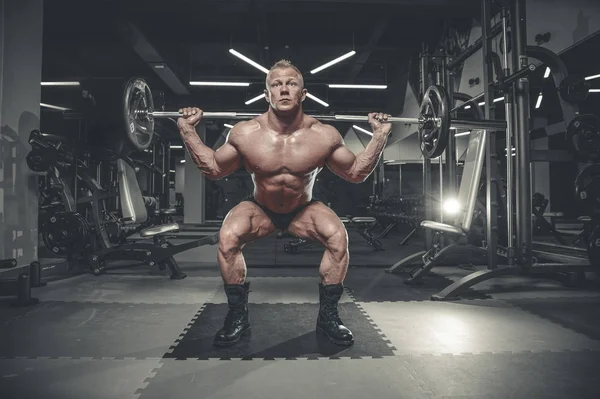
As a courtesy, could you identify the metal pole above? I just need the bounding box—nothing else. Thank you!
[513,0,532,266]
[421,47,433,250]
[501,6,516,264]
[482,0,499,270]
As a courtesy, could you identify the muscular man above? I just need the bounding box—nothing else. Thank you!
[177,59,392,347]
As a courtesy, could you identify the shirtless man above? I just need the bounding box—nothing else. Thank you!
[177,59,392,347]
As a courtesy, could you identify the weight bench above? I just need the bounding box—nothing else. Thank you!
[283,216,384,254]
[86,159,219,278]
[386,129,489,282]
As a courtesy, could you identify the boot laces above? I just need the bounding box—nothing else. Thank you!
[322,296,341,323]
[224,304,245,325]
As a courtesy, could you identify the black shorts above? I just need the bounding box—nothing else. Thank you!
[242,195,318,231]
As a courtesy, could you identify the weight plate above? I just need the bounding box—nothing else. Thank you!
[559,75,590,104]
[587,223,600,266]
[122,78,155,151]
[418,85,450,159]
[40,211,91,256]
[567,114,600,162]
[26,149,52,172]
[574,163,600,215]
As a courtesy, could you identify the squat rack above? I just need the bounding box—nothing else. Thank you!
[395,0,594,300]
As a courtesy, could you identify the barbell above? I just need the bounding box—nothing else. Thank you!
[122,77,507,158]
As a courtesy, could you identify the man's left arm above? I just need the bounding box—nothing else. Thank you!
[325,113,392,183]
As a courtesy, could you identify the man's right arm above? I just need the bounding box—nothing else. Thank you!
[180,126,243,180]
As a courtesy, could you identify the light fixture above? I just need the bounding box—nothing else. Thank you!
[310,50,356,74]
[328,84,387,89]
[535,92,543,109]
[589,89,600,93]
[245,93,265,105]
[464,105,472,110]
[180,160,185,163]
[352,125,372,136]
[455,131,470,137]
[170,170,176,173]
[224,123,234,128]
[229,49,270,74]
[40,103,71,111]
[544,67,551,79]
[170,145,183,149]
[585,73,600,81]
[41,81,80,86]
[189,81,250,87]
[306,93,329,107]
[228,49,330,107]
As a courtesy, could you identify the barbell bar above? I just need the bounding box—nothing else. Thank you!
[123,77,507,158]
[147,111,505,130]
[150,110,431,124]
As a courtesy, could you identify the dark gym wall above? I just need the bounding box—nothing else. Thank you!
[0,0,44,265]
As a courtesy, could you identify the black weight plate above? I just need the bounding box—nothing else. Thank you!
[574,163,600,216]
[587,224,600,266]
[559,75,590,104]
[122,78,155,151]
[418,85,450,159]
[567,114,600,162]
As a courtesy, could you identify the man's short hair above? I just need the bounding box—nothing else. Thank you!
[265,59,304,88]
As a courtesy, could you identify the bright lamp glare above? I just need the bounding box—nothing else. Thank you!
[310,51,356,74]
[352,125,373,136]
[228,49,270,74]
[245,93,265,105]
[443,199,461,215]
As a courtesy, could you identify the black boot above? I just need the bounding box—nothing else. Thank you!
[316,283,354,346]
[213,282,251,347]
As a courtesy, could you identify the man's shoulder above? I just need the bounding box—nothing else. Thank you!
[308,119,341,138]
[229,118,263,139]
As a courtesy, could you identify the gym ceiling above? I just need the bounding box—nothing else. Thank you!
[40,0,600,140]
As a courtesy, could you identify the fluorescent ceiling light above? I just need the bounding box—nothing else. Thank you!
[40,103,71,111]
[41,81,80,86]
[455,131,470,137]
[544,67,551,79]
[170,145,183,149]
[352,125,372,136]
[328,84,387,89]
[224,123,234,128]
[493,97,503,103]
[478,101,485,106]
[310,50,356,74]
[306,93,329,107]
[245,93,265,105]
[535,93,543,109]
[589,89,600,93]
[180,160,185,163]
[585,73,600,81]
[464,105,472,109]
[229,49,269,74]
[190,81,250,87]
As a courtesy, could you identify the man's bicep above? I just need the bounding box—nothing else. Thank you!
[326,144,356,178]
[213,142,243,176]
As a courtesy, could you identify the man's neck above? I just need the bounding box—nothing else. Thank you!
[267,108,304,134]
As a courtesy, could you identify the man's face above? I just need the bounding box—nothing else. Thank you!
[264,67,307,111]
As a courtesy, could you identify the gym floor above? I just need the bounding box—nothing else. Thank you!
[2,229,600,399]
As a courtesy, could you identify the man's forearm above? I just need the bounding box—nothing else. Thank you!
[351,132,388,182]
[180,128,217,176]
